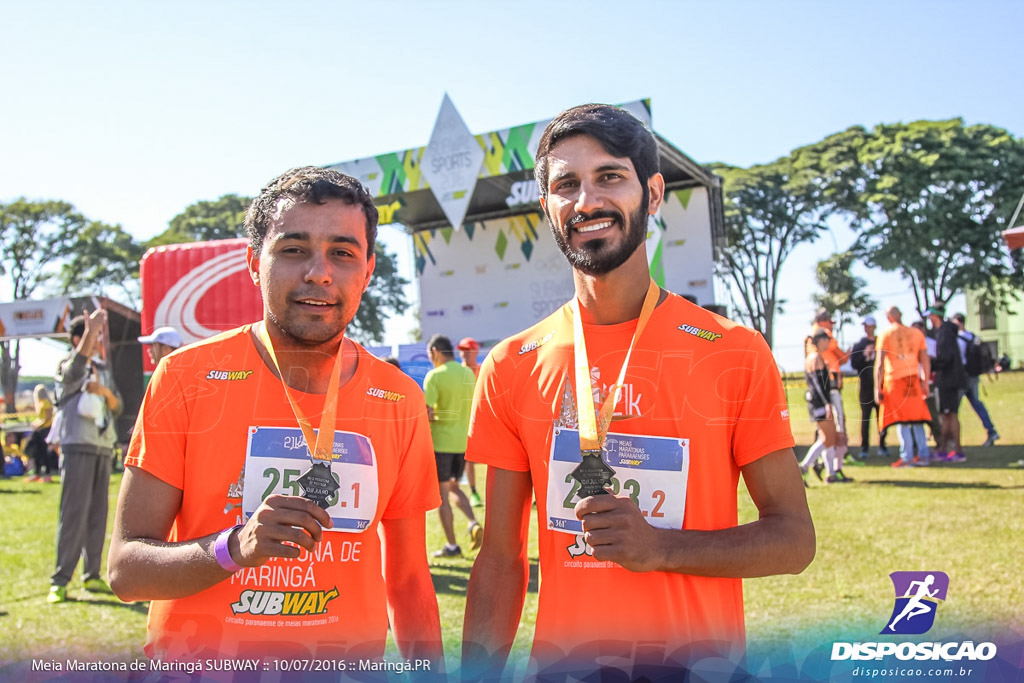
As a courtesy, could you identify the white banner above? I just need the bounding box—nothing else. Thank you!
[0,297,75,341]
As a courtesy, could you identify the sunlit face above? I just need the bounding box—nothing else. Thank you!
[246,200,375,348]
[458,348,478,366]
[540,135,663,276]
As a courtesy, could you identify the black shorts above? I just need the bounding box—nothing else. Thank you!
[805,390,828,421]
[435,452,467,482]
[936,386,963,414]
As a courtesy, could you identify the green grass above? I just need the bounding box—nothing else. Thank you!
[2,373,1022,674]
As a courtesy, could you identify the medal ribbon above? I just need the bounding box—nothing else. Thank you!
[570,278,660,452]
[257,323,345,462]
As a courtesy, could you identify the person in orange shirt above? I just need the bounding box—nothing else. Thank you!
[875,306,932,467]
[462,104,815,680]
[107,167,443,669]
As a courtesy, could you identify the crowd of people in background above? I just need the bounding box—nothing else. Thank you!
[801,302,1003,484]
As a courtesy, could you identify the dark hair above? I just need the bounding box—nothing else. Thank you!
[534,104,659,205]
[68,315,86,340]
[952,313,966,324]
[427,334,454,356]
[245,166,379,257]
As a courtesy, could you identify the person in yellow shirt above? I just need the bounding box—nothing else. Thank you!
[26,385,58,482]
[424,334,482,557]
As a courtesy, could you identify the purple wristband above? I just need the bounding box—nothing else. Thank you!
[214,525,243,572]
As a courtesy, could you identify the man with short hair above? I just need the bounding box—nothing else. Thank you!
[137,326,183,366]
[462,104,814,679]
[423,334,482,556]
[108,166,443,667]
[48,308,123,604]
[875,307,932,467]
[456,337,481,377]
[952,313,999,446]
[849,316,888,457]
[927,304,968,462]
[456,337,483,506]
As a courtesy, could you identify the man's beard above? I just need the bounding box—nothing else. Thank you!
[548,203,649,277]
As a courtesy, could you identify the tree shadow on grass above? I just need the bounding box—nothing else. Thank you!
[795,445,1024,470]
[1,591,149,615]
[430,560,538,596]
[78,597,151,615]
[0,488,41,495]
[866,480,1024,490]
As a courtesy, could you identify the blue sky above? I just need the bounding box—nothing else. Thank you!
[3,1,1022,373]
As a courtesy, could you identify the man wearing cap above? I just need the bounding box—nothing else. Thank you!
[424,334,482,557]
[457,337,481,377]
[137,326,183,366]
[849,316,888,458]
[927,304,968,462]
[456,337,483,506]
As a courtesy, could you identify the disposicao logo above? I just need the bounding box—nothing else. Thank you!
[831,571,997,663]
[882,571,948,635]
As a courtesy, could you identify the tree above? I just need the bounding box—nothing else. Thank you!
[58,221,146,308]
[841,119,1024,317]
[812,251,877,341]
[712,155,832,348]
[146,194,251,247]
[0,199,84,411]
[349,243,410,344]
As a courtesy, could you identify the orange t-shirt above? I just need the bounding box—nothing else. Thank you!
[125,326,439,662]
[876,323,926,383]
[467,294,794,672]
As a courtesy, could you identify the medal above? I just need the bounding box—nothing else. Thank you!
[257,323,347,508]
[570,449,617,499]
[297,461,340,509]
[568,279,660,502]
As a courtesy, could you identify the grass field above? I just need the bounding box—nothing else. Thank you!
[2,373,1022,675]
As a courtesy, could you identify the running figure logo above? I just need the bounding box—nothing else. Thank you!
[881,571,949,635]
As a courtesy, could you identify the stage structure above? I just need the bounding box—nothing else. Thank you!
[328,98,725,349]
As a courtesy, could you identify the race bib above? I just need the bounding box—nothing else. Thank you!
[546,427,689,535]
[242,426,378,533]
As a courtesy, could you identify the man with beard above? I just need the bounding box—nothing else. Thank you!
[107,167,442,669]
[462,104,815,679]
